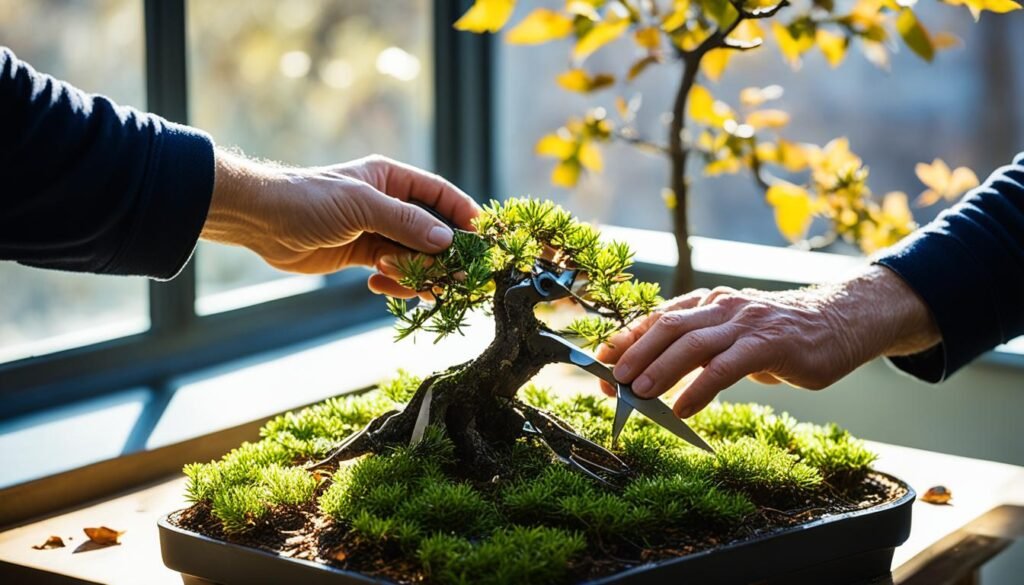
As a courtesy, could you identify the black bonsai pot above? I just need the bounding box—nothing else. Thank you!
[159,475,913,585]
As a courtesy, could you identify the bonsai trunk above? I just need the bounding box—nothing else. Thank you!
[668,56,700,295]
[311,271,620,477]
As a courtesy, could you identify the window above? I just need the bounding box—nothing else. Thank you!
[0,0,149,363]
[186,0,433,313]
[0,0,481,421]
[496,2,1024,246]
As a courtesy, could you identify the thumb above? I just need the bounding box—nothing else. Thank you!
[354,187,454,254]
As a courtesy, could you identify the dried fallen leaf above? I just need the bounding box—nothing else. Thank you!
[921,485,952,505]
[83,526,124,546]
[32,536,66,550]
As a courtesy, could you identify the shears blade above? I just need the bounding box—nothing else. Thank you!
[613,384,715,453]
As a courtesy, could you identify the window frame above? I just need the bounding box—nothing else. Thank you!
[0,0,494,419]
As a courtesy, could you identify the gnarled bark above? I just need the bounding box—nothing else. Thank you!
[310,272,627,481]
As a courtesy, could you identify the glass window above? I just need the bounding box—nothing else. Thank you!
[497,2,1024,246]
[187,0,434,313]
[0,0,149,363]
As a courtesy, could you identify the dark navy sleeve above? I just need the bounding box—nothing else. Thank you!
[875,152,1024,382]
[0,47,215,279]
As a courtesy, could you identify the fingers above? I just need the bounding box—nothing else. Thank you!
[599,380,616,397]
[612,304,727,385]
[344,234,411,269]
[597,288,710,365]
[351,184,456,254]
[673,339,770,418]
[362,155,481,230]
[628,324,739,398]
[748,372,782,385]
[368,273,418,299]
[373,253,438,301]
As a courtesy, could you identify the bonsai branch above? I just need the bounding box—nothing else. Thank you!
[310,271,631,480]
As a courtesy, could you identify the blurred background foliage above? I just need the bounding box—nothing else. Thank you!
[496,0,1023,247]
[475,0,1022,290]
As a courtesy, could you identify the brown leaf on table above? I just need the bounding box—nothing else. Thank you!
[83,526,125,546]
[32,536,66,550]
[921,485,952,505]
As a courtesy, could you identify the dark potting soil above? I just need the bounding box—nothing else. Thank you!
[169,471,906,584]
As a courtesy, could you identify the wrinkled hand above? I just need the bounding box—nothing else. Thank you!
[202,150,479,296]
[596,266,940,418]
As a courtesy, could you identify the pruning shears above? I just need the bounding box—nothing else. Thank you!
[507,270,715,453]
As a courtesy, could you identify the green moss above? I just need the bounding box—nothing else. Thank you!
[521,383,556,410]
[349,510,423,552]
[505,438,554,481]
[320,447,444,522]
[378,369,423,403]
[547,393,616,444]
[559,493,653,539]
[397,478,499,537]
[181,389,883,578]
[705,437,823,495]
[211,484,268,533]
[755,411,799,451]
[623,475,754,527]
[794,423,877,481]
[260,392,397,458]
[617,424,693,477]
[418,526,586,585]
[690,402,776,442]
[259,464,318,506]
[501,465,597,524]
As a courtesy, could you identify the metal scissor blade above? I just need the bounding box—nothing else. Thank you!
[617,384,715,453]
[611,400,633,445]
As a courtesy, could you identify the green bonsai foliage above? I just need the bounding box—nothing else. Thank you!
[386,197,661,349]
[181,370,884,583]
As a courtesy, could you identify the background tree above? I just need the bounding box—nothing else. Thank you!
[455,0,1018,293]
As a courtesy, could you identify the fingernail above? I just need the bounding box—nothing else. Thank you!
[632,374,652,396]
[427,225,453,248]
[614,363,631,381]
[676,404,693,419]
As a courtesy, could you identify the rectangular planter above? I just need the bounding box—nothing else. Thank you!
[159,473,914,585]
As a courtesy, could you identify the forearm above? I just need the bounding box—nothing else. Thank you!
[825,265,941,362]
[201,148,276,250]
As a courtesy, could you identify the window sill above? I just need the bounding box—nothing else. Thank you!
[2,229,1021,527]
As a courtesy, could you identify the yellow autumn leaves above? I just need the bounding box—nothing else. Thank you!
[454,0,1006,254]
[761,139,978,254]
[684,83,977,253]
[535,110,613,188]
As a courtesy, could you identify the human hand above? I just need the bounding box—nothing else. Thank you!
[202,150,480,296]
[595,266,940,418]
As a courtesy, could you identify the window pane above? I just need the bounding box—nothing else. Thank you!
[188,0,433,313]
[497,3,1024,246]
[0,0,148,363]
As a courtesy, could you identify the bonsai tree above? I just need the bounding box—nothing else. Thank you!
[454,0,1017,292]
[174,201,899,583]
[314,198,664,476]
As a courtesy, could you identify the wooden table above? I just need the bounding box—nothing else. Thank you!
[2,441,1022,585]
